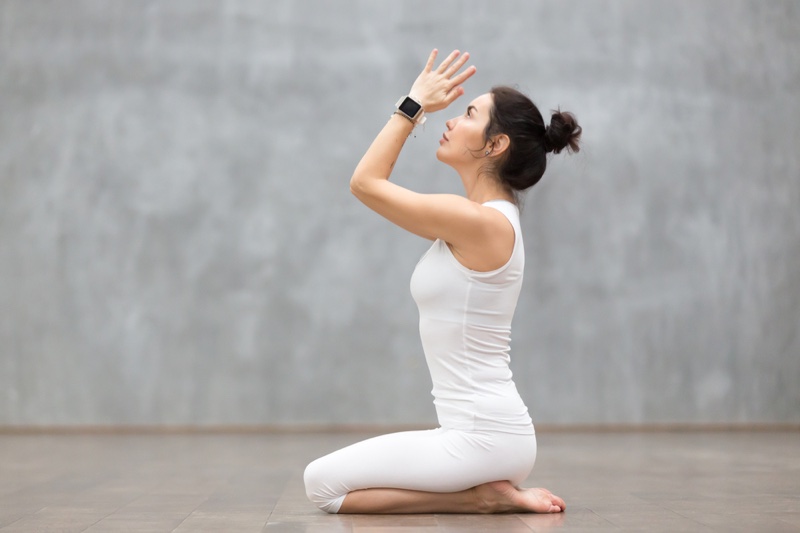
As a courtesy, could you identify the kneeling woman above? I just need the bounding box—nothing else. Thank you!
[304,49,581,514]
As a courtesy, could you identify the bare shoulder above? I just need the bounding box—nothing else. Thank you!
[448,203,516,272]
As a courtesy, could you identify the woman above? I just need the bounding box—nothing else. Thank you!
[304,49,581,514]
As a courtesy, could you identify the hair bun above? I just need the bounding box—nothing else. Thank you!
[544,109,582,154]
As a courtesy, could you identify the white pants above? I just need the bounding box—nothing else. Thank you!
[303,427,537,513]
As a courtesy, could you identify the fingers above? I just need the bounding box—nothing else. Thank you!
[436,49,461,74]
[424,49,438,72]
[415,48,475,111]
[449,65,477,88]
[444,51,470,78]
[443,86,465,106]
[443,63,476,107]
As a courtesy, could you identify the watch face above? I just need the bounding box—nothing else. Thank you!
[399,97,422,118]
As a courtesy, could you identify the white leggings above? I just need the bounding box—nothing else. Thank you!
[303,427,537,513]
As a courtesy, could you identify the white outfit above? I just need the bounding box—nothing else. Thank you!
[304,200,536,513]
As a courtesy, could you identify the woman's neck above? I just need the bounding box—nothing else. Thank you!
[459,170,513,205]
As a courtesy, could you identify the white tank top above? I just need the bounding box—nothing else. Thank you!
[410,199,534,435]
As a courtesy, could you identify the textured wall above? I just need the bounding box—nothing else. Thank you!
[1,1,798,426]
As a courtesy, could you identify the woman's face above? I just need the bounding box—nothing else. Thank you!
[436,92,493,168]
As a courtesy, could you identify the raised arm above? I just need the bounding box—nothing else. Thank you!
[349,50,482,243]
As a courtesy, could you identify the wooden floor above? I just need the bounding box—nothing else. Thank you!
[0,430,798,532]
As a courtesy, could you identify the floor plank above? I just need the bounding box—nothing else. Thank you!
[0,430,797,531]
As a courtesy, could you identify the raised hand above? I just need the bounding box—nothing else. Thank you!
[409,49,477,114]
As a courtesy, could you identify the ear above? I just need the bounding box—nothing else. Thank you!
[488,134,510,157]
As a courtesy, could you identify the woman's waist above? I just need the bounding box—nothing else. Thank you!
[433,388,531,422]
[434,398,534,435]
[432,388,529,410]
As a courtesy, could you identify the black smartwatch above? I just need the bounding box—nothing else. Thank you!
[395,95,426,125]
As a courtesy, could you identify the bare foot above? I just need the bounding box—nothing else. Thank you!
[473,481,566,514]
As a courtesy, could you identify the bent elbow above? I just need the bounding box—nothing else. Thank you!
[349,176,360,197]
[349,174,370,199]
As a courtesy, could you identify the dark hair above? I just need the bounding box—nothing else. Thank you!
[481,86,582,198]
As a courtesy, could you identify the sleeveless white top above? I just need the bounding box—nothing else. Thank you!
[409,200,534,435]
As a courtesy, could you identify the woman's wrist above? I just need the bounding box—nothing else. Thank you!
[392,111,417,125]
[408,92,427,111]
[395,95,426,125]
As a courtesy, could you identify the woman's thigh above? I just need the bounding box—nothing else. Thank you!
[305,427,537,496]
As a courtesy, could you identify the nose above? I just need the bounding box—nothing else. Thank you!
[445,118,454,130]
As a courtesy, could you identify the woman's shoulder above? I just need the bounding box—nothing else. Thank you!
[481,199,520,226]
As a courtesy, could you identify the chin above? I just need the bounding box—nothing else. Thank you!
[435,149,461,172]
[435,146,450,164]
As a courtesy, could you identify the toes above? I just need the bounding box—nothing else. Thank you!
[534,487,566,511]
[546,496,565,513]
[552,495,566,510]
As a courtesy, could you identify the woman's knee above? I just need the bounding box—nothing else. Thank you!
[303,458,345,514]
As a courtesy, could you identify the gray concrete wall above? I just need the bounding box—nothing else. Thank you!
[1,0,798,427]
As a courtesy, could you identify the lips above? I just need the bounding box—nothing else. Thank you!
[442,133,449,142]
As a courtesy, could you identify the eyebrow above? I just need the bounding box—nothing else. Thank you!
[467,105,478,114]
